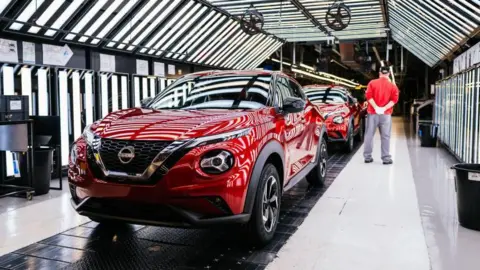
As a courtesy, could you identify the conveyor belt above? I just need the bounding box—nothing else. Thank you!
[0,146,359,270]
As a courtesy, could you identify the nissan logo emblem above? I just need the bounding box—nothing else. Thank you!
[118,146,135,164]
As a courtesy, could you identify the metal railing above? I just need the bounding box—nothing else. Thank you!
[434,64,480,163]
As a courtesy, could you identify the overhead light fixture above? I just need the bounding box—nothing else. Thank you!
[300,63,315,71]
[292,68,357,88]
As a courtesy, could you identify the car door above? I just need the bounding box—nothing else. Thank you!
[278,76,308,179]
[287,79,317,160]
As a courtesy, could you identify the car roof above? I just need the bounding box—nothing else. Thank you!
[303,84,347,89]
[188,70,277,77]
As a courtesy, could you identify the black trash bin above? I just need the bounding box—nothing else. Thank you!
[452,163,480,231]
[33,147,54,195]
[418,123,437,147]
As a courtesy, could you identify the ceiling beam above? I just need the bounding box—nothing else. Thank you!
[289,0,331,37]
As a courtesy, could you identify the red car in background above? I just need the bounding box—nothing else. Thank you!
[69,71,328,245]
[303,85,366,152]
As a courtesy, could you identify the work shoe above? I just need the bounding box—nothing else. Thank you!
[364,158,373,163]
[383,160,393,165]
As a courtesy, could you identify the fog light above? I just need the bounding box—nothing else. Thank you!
[333,116,344,124]
[200,150,234,174]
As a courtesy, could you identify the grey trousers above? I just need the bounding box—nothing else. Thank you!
[363,114,392,161]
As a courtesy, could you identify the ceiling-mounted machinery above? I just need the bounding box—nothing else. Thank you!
[239,4,264,35]
[325,0,351,31]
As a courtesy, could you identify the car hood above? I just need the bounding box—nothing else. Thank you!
[92,108,272,141]
[315,103,345,111]
[313,103,348,116]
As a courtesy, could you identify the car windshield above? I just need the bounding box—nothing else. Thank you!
[304,87,348,104]
[147,74,272,110]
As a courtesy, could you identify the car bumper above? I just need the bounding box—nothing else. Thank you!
[326,124,348,142]
[70,195,251,227]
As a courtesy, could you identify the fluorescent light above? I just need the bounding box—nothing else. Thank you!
[195,22,238,63]
[153,4,204,54]
[92,0,139,44]
[188,21,234,61]
[59,70,69,165]
[72,71,81,139]
[111,75,118,111]
[65,0,107,40]
[10,0,46,30]
[0,0,13,14]
[207,29,244,66]
[212,32,249,67]
[300,63,315,71]
[224,35,264,68]
[45,0,85,36]
[166,11,217,58]
[175,15,226,59]
[149,78,156,97]
[135,1,183,52]
[121,76,128,109]
[21,67,33,114]
[159,78,166,92]
[79,0,121,42]
[3,66,15,175]
[37,69,49,115]
[292,68,357,88]
[236,38,274,69]
[142,77,148,100]
[134,77,140,107]
[101,74,109,117]
[109,0,158,47]
[28,0,65,33]
[84,73,93,125]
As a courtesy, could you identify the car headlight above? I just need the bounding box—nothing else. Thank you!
[70,144,78,164]
[200,150,234,174]
[82,122,100,147]
[189,128,251,148]
[333,116,344,124]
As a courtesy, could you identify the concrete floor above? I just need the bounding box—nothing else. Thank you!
[269,118,480,270]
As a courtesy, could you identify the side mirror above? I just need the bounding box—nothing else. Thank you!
[282,97,305,113]
[140,97,153,108]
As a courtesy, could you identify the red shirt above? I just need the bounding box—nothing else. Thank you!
[365,77,399,115]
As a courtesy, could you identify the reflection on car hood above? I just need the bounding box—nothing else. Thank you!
[92,108,272,141]
[315,103,346,112]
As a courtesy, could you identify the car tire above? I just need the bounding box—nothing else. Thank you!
[344,124,354,153]
[247,163,281,246]
[355,118,364,142]
[306,137,328,186]
[88,216,124,225]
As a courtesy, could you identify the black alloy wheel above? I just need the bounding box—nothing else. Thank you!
[247,163,281,246]
[306,137,328,186]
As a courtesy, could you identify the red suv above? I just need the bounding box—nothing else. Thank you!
[69,71,327,244]
[303,85,366,152]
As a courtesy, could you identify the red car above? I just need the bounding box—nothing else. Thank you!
[69,70,328,245]
[303,85,366,152]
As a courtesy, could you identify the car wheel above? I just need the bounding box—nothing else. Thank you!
[355,118,364,142]
[344,124,354,153]
[88,216,124,225]
[306,137,328,186]
[247,163,281,246]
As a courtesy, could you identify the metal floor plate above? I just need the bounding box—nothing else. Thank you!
[0,146,359,270]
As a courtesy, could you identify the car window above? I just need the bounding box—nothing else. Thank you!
[275,76,291,107]
[304,87,348,104]
[288,79,305,100]
[147,74,272,110]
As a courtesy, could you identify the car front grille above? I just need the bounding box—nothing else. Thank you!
[98,139,172,175]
